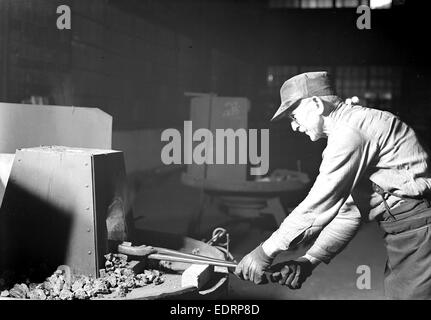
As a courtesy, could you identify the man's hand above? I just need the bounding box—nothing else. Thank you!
[234,245,273,284]
[269,257,314,289]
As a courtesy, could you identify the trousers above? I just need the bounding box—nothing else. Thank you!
[378,199,431,299]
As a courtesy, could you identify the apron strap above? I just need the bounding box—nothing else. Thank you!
[372,182,431,221]
[372,182,397,221]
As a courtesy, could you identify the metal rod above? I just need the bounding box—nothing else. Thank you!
[118,242,236,266]
[152,246,230,264]
[147,253,238,269]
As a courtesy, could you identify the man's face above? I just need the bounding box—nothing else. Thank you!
[288,98,325,141]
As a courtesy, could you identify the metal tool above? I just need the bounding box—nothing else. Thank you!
[118,242,238,269]
[146,253,238,269]
[117,242,283,281]
[206,228,227,246]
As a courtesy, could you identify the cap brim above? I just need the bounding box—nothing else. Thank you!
[270,98,303,122]
[270,106,287,121]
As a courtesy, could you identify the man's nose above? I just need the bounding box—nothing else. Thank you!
[291,121,300,131]
[290,121,301,131]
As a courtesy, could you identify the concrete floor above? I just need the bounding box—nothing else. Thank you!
[132,172,388,300]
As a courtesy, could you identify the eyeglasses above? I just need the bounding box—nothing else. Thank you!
[288,113,298,123]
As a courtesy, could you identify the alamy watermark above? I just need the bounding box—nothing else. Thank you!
[56,5,71,30]
[161,121,269,176]
[356,265,371,290]
[357,5,371,30]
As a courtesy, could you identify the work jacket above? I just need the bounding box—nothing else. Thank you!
[262,102,431,263]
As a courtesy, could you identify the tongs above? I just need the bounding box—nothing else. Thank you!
[118,242,237,269]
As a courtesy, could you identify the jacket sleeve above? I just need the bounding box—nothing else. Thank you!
[262,126,374,258]
[305,195,361,263]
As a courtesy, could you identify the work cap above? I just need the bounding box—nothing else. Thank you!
[270,71,336,121]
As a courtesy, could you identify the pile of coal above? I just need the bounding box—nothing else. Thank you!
[0,253,164,300]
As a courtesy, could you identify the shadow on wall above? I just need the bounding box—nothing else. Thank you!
[0,154,14,206]
[0,181,73,284]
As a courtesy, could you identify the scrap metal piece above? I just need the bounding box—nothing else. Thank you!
[181,264,213,289]
[56,265,72,286]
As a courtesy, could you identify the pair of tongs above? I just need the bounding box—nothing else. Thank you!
[118,242,237,269]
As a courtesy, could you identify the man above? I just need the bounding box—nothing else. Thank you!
[235,71,431,299]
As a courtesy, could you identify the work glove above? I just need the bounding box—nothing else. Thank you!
[269,257,314,289]
[234,245,274,285]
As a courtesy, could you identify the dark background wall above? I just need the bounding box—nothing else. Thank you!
[0,0,257,131]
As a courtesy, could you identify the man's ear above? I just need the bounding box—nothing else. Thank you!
[312,96,324,115]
